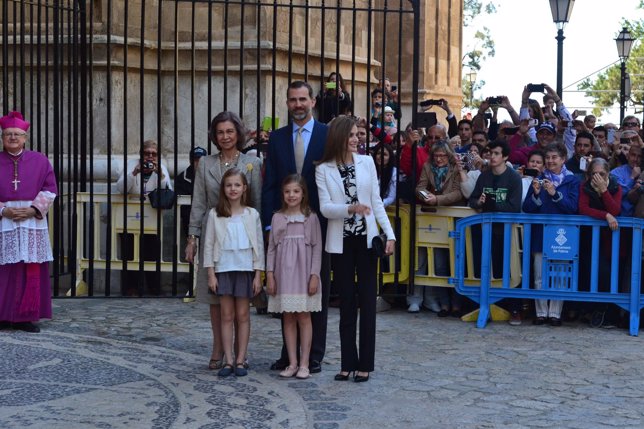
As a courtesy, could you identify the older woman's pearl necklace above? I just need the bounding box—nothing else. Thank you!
[220,151,240,168]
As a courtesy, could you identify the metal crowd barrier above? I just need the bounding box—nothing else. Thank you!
[452,213,644,336]
[378,205,411,285]
[377,204,522,291]
[73,192,194,296]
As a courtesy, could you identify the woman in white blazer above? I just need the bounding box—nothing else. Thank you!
[315,115,395,383]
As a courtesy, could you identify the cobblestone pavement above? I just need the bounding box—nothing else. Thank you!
[2,298,644,428]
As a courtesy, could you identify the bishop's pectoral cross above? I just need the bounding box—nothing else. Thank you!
[12,158,21,191]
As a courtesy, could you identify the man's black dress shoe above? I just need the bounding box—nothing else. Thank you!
[270,359,288,371]
[12,322,40,333]
[309,360,322,374]
[0,321,11,330]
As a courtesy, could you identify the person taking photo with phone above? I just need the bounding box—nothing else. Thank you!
[316,72,352,123]
[469,140,524,325]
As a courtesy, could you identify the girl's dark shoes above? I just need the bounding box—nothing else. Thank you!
[234,363,248,377]
[217,364,234,377]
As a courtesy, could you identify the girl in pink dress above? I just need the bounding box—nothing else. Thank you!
[266,175,322,379]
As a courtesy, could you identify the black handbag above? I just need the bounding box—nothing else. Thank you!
[148,186,175,209]
[371,233,388,258]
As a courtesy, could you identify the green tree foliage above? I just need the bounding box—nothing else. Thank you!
[579,21,643,116]
[462,1,497,109]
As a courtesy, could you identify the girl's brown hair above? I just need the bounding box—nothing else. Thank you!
[316,115,357,164]
[279,174,312,216]
[216,167,249,217]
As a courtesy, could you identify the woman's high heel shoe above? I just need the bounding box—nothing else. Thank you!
[334,371,353,381]
[354,372,370,383]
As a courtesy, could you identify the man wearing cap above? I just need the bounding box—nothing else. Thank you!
[509,121,558,166]
[0,111,57,333]
[176,146,208,236]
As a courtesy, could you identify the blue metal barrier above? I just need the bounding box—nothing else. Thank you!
[451,213,644,336]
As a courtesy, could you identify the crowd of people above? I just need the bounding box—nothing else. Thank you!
[398,83,644,328]
[2,76,644,381]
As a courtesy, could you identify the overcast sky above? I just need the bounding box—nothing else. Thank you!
[464,0,644,124]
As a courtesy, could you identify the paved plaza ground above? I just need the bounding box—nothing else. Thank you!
[1,298,644,428]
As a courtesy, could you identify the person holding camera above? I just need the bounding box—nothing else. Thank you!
[469,139,523,324]
[476,96,520,142]
[564,131,603,179]
[523,142,579,326]
[116,139,173,296]
[420,98,458,138]
[468,140,523,231]
[316,72,352,124]
[520,84,574,151]
[457,142,490,199]
[408,140,464,315]
[610,142,642,217]
[116,139,173,196]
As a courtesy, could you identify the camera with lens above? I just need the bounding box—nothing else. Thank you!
[419,99,442,107]
[487,96,502,106]
[535,179,545,185]
[142,161,155,170]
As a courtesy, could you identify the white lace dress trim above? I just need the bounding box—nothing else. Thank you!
[0,200,53,264]
[268,294,322,313]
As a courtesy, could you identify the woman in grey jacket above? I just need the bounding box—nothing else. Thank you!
[185,111,262,371]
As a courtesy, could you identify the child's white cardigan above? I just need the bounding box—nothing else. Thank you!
[202,207,265,271]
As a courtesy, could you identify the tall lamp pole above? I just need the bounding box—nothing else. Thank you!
[549,0,575,98]
[616,27,634,124]
[466,71,477,108]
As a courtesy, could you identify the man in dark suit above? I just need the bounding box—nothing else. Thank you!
[262,80,329,374]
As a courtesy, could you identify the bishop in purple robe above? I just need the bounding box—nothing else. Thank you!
[0,111,57,333]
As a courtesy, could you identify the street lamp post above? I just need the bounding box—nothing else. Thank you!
[549,0,575,98]
[466,71,477,108]
[615,27,634,124]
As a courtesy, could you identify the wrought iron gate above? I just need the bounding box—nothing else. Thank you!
[1,0,421,297]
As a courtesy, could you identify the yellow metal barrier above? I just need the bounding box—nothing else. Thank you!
[377,205,410,284]
[390,204,522,289]
[73,192,194,294]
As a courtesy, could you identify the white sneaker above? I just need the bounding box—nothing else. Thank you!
[407,303,420,313]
